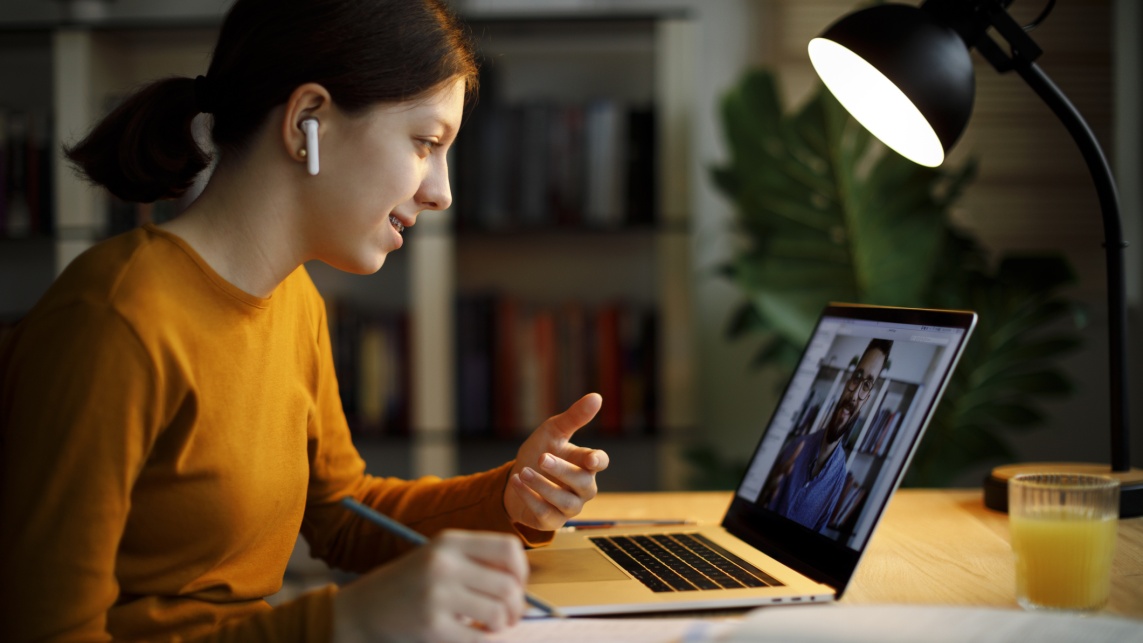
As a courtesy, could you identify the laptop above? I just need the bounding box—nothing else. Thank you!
[526,303,977,615]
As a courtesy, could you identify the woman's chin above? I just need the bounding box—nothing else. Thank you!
[357,237,399,272]
[322,252,388,275]
[358,254,388,274]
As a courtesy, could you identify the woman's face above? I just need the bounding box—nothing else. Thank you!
[304,78,464,274]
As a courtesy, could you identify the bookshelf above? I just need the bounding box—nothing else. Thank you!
[440,15,696,488]
[4,9,696,491]
[0,30,55,322]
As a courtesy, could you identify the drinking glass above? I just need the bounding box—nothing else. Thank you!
[1008,473,1119,611]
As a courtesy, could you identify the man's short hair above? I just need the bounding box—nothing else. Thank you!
[865,338,893,367]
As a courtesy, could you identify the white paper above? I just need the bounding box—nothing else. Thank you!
[716,604,1143,643]
[481,617,737,643]
[479,604,1141,643]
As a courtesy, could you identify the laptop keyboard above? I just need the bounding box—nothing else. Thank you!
[589,533,784,593]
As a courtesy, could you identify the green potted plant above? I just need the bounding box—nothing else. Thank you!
[695,68,1083,488]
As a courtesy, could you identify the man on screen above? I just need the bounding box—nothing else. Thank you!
[761,338,893,533]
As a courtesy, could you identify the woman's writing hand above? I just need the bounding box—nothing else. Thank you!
[332,529,528,643]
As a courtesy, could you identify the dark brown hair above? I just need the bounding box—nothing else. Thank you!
[865,338,893,369]
[65,0,479,203]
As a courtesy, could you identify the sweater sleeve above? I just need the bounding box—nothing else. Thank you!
[298,303,554,573]
[0,303,163,641]
[184,587,336,643]
[0,302,340,643]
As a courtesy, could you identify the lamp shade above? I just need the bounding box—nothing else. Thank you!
[808,3,975,167]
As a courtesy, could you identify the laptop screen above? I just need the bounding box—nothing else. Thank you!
[723,304,976,593]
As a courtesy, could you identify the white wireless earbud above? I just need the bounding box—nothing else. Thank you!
[301,118,319,176]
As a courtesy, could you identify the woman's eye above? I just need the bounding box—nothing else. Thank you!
[416,138,438,153]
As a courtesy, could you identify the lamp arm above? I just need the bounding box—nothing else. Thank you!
[1012,57,1131,472]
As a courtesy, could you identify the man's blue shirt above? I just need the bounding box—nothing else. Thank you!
[767,429,848,533]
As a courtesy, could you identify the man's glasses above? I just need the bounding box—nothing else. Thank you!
[846,369,877,401]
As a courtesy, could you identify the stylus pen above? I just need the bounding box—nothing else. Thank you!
[338,497,564,618]
[563,519,693,529]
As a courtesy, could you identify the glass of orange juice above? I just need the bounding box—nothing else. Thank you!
[1009,473,1119,611]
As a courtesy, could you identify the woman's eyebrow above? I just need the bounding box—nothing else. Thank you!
[426,115,456,136]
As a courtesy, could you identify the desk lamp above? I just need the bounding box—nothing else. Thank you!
[806,0,1142,517]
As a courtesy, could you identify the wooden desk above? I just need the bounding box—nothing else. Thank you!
[576,489,1143,618]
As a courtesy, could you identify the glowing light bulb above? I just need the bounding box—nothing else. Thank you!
[809,38,945,167]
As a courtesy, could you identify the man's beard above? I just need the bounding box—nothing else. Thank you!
[826,402,860,443]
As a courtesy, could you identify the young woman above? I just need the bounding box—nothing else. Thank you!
[0,1,609,641]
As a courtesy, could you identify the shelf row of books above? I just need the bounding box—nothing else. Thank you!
[326,294,660,439]
[327,301,412,436]
[0,110,53,239]
[454,98,656,232]
[456,294,659,438]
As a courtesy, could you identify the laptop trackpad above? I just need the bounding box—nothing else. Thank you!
[528,548,629,584]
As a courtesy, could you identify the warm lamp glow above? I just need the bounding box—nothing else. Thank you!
[808,37,944,167]
[809,0,1141,516]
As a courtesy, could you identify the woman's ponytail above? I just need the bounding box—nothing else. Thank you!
[64,76,211,203]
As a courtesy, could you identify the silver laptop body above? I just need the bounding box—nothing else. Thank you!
[527,304,978,615]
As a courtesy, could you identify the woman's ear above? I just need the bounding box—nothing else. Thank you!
[282,83,332,172]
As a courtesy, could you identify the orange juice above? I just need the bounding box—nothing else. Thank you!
[1010,509,1118,610]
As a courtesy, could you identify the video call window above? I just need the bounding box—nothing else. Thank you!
[738,325,959,551]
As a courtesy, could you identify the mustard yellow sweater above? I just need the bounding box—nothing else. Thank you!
[0,225,550,642]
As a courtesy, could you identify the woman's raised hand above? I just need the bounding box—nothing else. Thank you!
[505,393,610,532]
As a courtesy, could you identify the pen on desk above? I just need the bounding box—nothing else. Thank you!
[338,497,564,618]
[563,519,694,530]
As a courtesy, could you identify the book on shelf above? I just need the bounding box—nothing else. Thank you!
[456,295,496,436]
[621,304,658,432]
[457,101,514,230]
[456,292,658,438]
[517,103,552,227]
[583,99,626,229]
[624,107,657,227]
[327,300,410,437]
[548,104,586,226]
[555,300,590,416]
[857,407,903,457]
[492,295,520,436]
[873,411,902,456]
[0,110,54,239]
